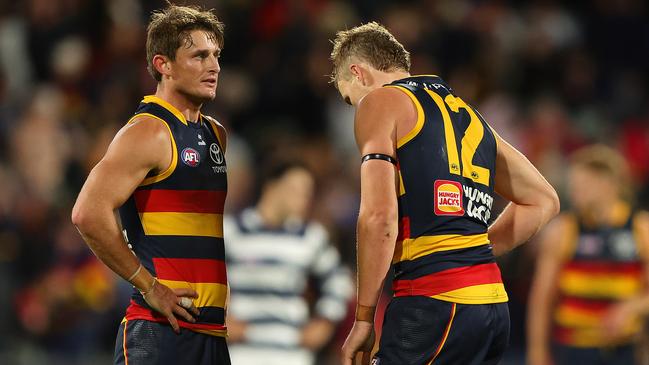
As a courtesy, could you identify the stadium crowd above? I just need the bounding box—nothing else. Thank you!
[0,0,647,364]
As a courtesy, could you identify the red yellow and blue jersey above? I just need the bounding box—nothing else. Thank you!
[387,75,508,304]
[118,95,228,337]
[553,203,646,347]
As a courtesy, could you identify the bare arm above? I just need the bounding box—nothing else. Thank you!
[488,133,560,256]
[354,88,402,313]
[71,117,198,331]
[342,87,407,365]
[527,215,574,365]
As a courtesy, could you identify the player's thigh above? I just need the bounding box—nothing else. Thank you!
[373,296,458,365]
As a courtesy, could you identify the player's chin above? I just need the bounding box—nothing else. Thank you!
[192,90,217,103]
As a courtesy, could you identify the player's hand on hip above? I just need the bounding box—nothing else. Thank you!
[141,280,199,333]
[341,320,375,365]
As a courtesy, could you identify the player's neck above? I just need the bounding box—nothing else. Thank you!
[154,85,202,123]
[375,70,410,86]
[580,198,625,227]
[256,198,284,229]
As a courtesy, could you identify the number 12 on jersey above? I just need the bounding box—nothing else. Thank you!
[426,90,490,187]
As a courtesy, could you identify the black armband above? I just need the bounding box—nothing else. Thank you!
[361,153,397,165]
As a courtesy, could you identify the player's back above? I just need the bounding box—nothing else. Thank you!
[387,75,507,305]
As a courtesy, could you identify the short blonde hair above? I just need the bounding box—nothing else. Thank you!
[330,22,410,84]
[570,144,632,199]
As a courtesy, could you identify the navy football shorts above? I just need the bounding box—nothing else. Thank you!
[373,296,510,365]
[114,319,231,365]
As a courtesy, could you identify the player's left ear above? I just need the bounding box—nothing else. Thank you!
[350,64,363,84]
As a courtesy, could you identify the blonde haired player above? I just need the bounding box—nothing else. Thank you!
[330,22,559,365]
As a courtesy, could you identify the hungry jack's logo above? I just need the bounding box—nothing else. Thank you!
[434,180,464,216]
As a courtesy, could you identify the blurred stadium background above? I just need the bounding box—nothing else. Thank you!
[0,0,648,364]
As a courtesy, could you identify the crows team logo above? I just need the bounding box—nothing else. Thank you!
[434,180,464,216]
[181,147,200,167]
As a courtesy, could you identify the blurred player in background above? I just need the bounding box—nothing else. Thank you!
[329,22,559,365]
[71,5,231,364]
[224,161,353,365]
[528,145,649,365]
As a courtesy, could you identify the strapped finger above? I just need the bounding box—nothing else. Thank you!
[178,296,193,309]
[188,303,200,317]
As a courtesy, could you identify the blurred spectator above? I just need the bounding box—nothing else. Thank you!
[224,161,353,365]
[0,0,645,363]
[527,145,649,365]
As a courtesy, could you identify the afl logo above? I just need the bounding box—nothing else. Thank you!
[181,147,200,167]
[210,143,223,164]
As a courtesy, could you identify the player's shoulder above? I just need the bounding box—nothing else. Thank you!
[119,114,171,145]
[360,86,413,113]
[302,221,332,247]
[203,115,226,133]
[355,85,416,134]
[203,115,227,148]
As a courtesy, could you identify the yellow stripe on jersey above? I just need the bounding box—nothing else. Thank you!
[157,279,228,308]
[554,304,602,328]
[140,212,224,237]
[142,95,188,125]
[385,85,425,148]
[427,90,461,177]
[393,233,489,263]
[558,271,642,299]
[126,113,179,186]
[205,116,226,152]
[431,283,508,304]
[398,170,405,196]
[193,328,228,337]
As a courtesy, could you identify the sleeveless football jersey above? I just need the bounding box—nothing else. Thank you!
[119,95,228,336]
[387,76,507,304]
[554,203,645,347]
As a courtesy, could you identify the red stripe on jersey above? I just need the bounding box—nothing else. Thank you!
[134,189,226,214]
[559,296,614,313]
[153,258,226,284]
[392,262,503,297]
[397,217,411,241]
[563,261,643,275]
[552,327,575,345]
[125,300,226,331]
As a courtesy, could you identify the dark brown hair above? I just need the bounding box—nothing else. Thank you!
[330,22,410,83]
[146,5,224,81]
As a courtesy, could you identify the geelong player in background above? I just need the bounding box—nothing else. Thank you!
[329,22,560,365]
[72,5,231,364]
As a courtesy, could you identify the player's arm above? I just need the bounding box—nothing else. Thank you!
[342,87,405,365]
[488,133,560,256]
[601,211,649,338]
[71,117,199,332]
[527,215,573,365]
